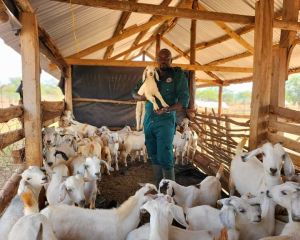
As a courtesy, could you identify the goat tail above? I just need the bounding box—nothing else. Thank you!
[235,137,247,155]
[216,164,224,180]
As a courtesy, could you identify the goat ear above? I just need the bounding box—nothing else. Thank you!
[142,68,147,82]
[154,69,159,81]
[17,179,28,195]
[138,183,146,187]
[170,204,189,228]
[283,153,295,179]
[241,147,262,162]
[59,182,67,202]
[219,206,236,229]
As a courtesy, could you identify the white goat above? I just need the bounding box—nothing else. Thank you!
[138,65,168,110]
[108,132,120,171]
[82,156,110,208]
[267,182,300,239]
[229,139,295,196]
[127,194,214,240]
[136,101,145,131]
[8,190,57,240]
[0,166,47,240]
[45,163,86,207]
[186,196,262,239]
[159,164,223,209]
[173,128,192,165]
[188,130,198,162]
[41,183,157,240]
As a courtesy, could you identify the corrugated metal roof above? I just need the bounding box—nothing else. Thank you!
[1,0,299,84]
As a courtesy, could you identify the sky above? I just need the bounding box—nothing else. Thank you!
[0,38,57,86]
[0,37,252,91]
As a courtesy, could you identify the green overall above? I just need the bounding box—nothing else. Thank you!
[133,67,189,172]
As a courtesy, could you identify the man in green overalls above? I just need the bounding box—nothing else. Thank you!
[132,49,190,187]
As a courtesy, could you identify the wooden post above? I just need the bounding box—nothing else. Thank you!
[218,86,223,116]
[189,0,197,110]
[142,51,145,61]
[65,67,73,111]
[20,12,42,167]
[249,0,274,149]
[271,0,299,109]
[155,34,161,59]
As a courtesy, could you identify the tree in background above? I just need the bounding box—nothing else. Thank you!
[286,74,300,107]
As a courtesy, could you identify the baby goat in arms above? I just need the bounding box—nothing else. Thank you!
[138,65,169,110]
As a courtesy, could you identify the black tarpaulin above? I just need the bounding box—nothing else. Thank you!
[71,65,190,128]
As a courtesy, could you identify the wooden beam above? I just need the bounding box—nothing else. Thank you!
[110,36,155,60]
[206,51,252,66]
[66,58,253,72]
[103,0,136,59]
[53,0,255,24]
[173,10,283,61]
[196,2,254,54]
[0,0,9,24]
[73,97,136,105]
[144,51,155,61]
[15,0,68,74]
[218,86,223,115]
[274,19,300,31]
[123,0,173,60]
[0,106,23,123]
[249,0,274,149]
[65,67,73,111]
[268,132,300,153]
[20,12,42,167]
[0,129,24,151]
[225,76,252,85]
[269,120,300,136]
[189,0,196,110]
[161,37,222,80]
[68,15,171,59]
[269,105,300,123]
[155,34,161,58]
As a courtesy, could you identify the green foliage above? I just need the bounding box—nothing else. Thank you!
[286,74,300,105]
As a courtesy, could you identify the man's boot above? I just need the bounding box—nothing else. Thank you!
[152,164,163,188]
[163,167,175,181]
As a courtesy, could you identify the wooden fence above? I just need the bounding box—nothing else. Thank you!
[0,101,64,214]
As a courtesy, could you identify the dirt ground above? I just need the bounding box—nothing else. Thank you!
[97,161,154,208]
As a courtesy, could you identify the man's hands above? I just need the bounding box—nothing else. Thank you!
[132,93,147,101]
[155,107,169,115]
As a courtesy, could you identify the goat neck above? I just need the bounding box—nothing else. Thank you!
[149,211,169,240]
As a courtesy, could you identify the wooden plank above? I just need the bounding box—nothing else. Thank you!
[103,0,137,59]
[288,152,300,167]
[268,132,300,153]
[54,0,255,24]
[68,16,171,59]
[66,58,253,73]
[41,101,65,113]
[249,0,274,149]
[269,120,300,136]
[0,106,23,123]
[270,106,300,123]
[274,19,300,32]
[224,76,252,85]
[65,67,72,111]
[0,129,24,150]
[0,166,26,215]
[73,97,136,105]
[218,86,222,115]
[20,12,42,167]
[43,116,61,127]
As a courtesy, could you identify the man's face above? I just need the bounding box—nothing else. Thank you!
[157,50,172,70]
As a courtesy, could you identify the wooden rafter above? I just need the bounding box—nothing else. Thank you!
[161,36,222,80]
[15,0,68,74]
[66,58,253,73]
[206,52,252,66]
[110,36,156,60]
[67,15,171,59]
[103,0,137,59]
[173,10,282,60]
[0,0,9,23]
[123,0,174,60]
[52,0,255,24]
[197,2,254,54]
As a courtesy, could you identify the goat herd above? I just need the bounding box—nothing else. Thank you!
[0,111,299,240]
